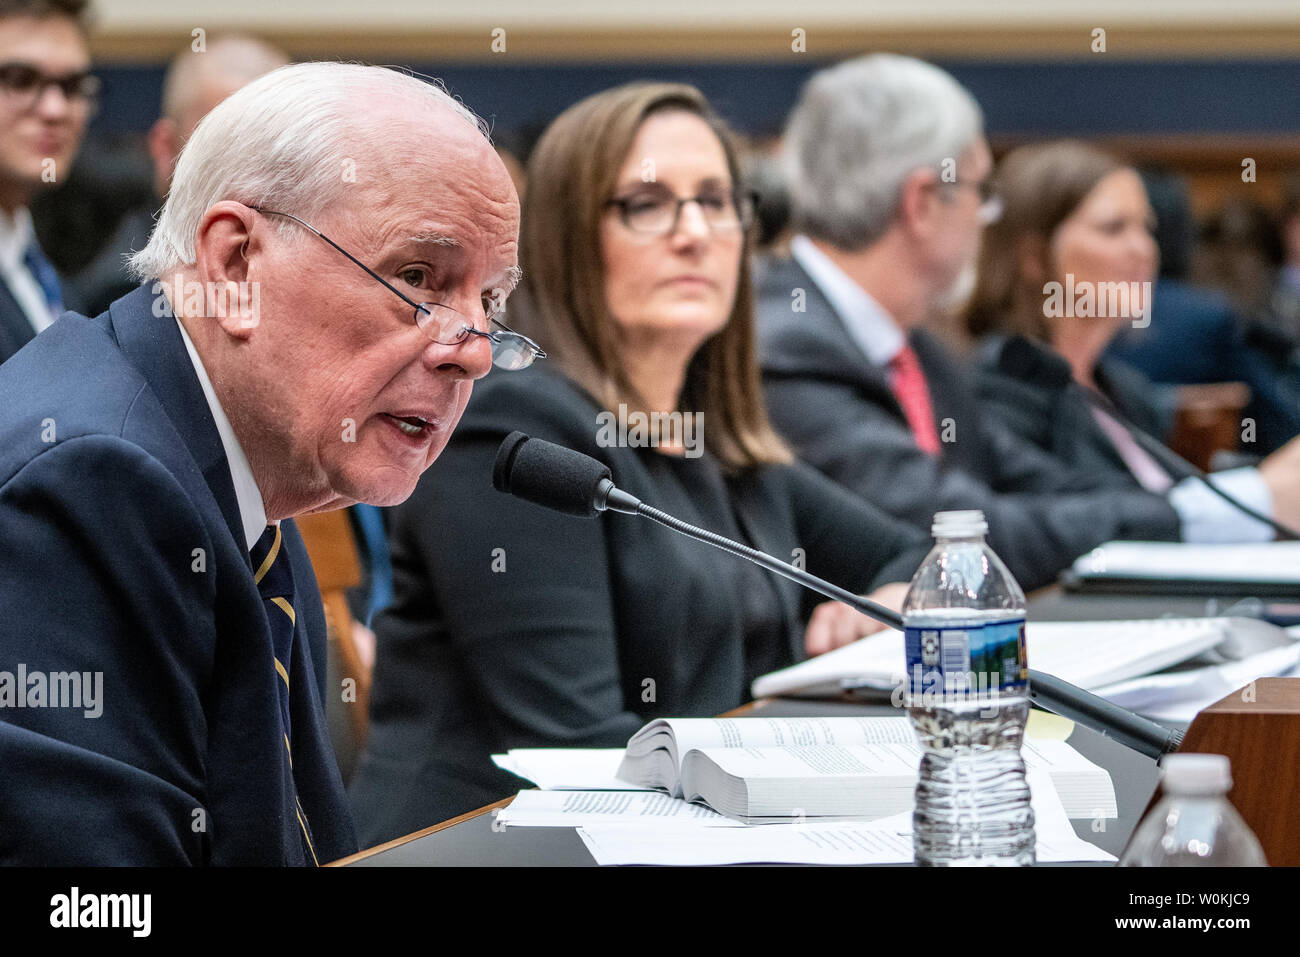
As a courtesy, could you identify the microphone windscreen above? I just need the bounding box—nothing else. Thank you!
[492,432,613,518]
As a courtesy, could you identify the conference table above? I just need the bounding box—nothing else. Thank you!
[333,589,1234,867]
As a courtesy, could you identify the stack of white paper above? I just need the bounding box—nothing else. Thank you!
[750,617,1297,702]
[496,789,743,827]
[574,769,1114,866]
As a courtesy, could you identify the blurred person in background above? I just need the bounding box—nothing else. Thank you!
[756,53,1182,592]
[1270,171,1300,349]
[965,140,1300,542]
[1106,168,1299,454]
[64,34,288,315]
[0,0,94,364]
[349,82,928,842]
[1193,197,1284,322]
[1256,171,1300,410]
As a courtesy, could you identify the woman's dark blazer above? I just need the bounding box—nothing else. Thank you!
[973,333,1177,487]
[348,364,928,844]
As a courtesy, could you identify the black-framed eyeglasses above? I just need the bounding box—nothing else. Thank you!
[0,62,100,114]
[605,188,758,236]
[249,207,545,371]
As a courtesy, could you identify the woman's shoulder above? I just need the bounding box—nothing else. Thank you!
[967,334,1070,443]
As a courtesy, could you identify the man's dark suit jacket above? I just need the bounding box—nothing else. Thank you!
[0,276,37,365]
[974,333,1179,484]
[0,283,357,865]
[755,255,1181,591]
[349,364,928,844]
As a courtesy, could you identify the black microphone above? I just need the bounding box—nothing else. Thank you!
[492,431,640,518]
[492,432,1184,758]
[997,336,1299,541]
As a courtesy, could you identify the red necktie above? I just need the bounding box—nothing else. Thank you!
[888,344,941,455]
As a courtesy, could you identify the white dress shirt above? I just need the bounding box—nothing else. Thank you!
[174,316,269,550]
[0,206,59,335]
[790,234,905,367]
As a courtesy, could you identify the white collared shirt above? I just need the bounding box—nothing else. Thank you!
[174,316,269,550]
[790,234,905,367]
[0,206,59,335]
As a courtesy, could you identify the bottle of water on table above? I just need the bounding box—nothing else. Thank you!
[1120,754,1266,866]
[903,509,1034,866]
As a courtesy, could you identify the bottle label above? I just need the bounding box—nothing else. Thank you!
[904,618,1028,700]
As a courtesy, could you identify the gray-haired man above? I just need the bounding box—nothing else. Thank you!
[756,54,1181,590]
[0,62,525,864]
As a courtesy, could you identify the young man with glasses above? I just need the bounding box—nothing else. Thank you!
[0,0,95,364]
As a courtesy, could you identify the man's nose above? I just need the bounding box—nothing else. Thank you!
[424,329,493,381]
[33,83,73,120]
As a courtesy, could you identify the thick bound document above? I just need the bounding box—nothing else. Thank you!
[615,716,1115,824]
[1063,541,1300,597]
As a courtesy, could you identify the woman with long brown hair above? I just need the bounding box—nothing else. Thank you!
[966,140,1300,543]
[347,82,927,842]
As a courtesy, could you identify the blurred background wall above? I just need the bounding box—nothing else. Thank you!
[79,0,1300,212]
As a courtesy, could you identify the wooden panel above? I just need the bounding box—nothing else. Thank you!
[294,510,362,591]
[1168,382,1251,470]
[295,509,370,748]
[1169,677,1300,866]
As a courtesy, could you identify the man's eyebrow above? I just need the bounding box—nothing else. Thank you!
[407,233,462,249]
[497,265,523,295]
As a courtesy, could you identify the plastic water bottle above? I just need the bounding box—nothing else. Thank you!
[903,509,1034,866]
[1119,754,1267,866]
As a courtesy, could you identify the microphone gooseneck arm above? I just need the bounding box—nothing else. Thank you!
[604,475,1182,756]
[496,433,1184,758]
[635,500,905,630]
[1081,386,1299,541]
[1027,670,1183,757]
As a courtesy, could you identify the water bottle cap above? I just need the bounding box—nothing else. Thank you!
[931,509,988,538]
[1160,754,1232,795]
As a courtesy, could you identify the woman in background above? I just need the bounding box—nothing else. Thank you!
[966,140,1300,542]
[347,82,928,843]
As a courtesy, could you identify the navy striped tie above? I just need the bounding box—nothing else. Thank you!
[249,523,318,865]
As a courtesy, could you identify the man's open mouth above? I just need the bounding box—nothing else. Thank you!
[381,413,434,436]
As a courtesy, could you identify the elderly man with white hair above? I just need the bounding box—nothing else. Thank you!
[755,53,1190,591]
[0,61,534,865]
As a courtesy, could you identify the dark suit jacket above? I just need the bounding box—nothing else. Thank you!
[755,255,1181,591]
[0,276,37,365]
[63,206,157,319]
[974,334,1178,485]
[0,284,356,865]
[348,364,929,844]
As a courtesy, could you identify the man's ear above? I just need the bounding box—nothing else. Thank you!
[193,201,260,339]
[897,167,939,241]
